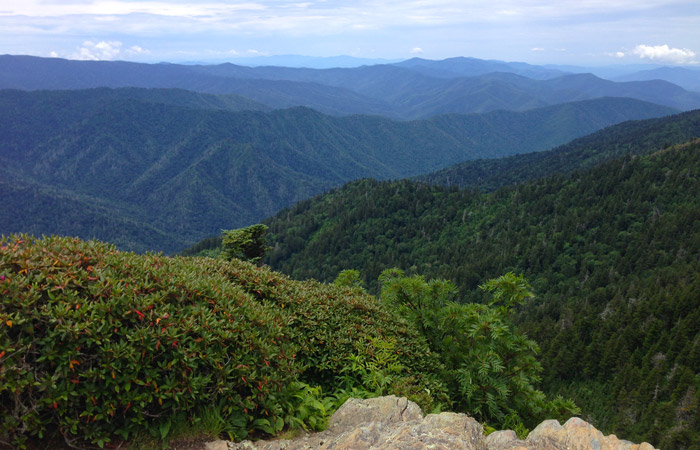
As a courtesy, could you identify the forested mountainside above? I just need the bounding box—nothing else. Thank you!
[0,89,673,253]
[418,109,700,191]
[2,55,699,118]
[260,140,700,448]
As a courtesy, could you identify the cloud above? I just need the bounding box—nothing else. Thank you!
[631,44,697,64]
[530,47,544,52]
[410,47,424,54]
[72,40,122,60]
[69,40,150,60]
[125,45,150,56]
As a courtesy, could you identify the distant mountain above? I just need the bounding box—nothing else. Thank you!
[2,55,700,118]
[0,89,674,252]
[540,63,668,80]
[418,109,700,191]
[613,66,700,93]
[0,55,397,117]
[219,54,404,68]
[393,56,568,79]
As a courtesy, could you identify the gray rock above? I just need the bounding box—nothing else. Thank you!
[226,397,659,450]
[328,395,423,432]
[204,441,229,450]
[486,430,523,449]
[230,396,485,450]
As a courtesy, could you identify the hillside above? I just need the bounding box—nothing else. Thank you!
[418,109,700,191]
[0,89,674,253]
[2,55,700,118]
[262,140,700,448]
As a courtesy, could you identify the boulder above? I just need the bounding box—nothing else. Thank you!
[226,397,659,450]
[229,395,486,450]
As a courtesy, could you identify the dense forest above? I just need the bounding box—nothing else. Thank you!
[0,89,674,253]
[255,139,700,448]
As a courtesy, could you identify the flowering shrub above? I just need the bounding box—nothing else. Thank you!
[0,235,444,447]
[0,235,297,447]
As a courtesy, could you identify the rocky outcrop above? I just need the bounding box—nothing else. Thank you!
[488,417,657,450]
[217,396,657,450]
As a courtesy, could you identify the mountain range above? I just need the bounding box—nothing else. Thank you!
[1,87,674,253]
[2,55,699,119]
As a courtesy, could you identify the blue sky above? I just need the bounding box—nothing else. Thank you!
[1,0,699,65]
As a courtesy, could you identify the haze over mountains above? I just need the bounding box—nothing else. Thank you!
[2,55,700,119]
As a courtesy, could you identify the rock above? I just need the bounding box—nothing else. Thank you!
[519,417,659,450]
[527,419,564,441]
[328,395,423,431]
[601,434,636,450]
[562,417,605,450]
[204,440,229,450]
[229,396,486,450]
[486,430,529,450]
[226,397,659,450]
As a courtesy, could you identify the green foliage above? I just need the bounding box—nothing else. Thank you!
[338,337,405,397]
[275,382,335,433]
[222,224,270,264]
[0,234,448,447]
[333,269,365,290]
[0,235,299,448]
[219,260,450,414]
[378,270,579,430]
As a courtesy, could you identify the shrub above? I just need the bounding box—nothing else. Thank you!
[0,235,297,448]
[216,260,450,412]
[1,235,447,447]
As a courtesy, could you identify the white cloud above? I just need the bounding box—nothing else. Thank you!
[410,47,423,54]
[49,51,59,58]
[126,45,150,56]
[531,47,544,52]
[71,40,122,60]
[631,44,697,64]
[68,40,150,60]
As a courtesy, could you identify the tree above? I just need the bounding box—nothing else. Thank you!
[333,269,365,291]
[378,269,579,434]
[221,224,269,264]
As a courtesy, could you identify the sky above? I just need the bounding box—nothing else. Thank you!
[1,0,699,66]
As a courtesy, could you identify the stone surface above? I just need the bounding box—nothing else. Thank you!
[225,396,659,450]
[204,441,229,450]
[327,395,423,431]
[229,396,485,450]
